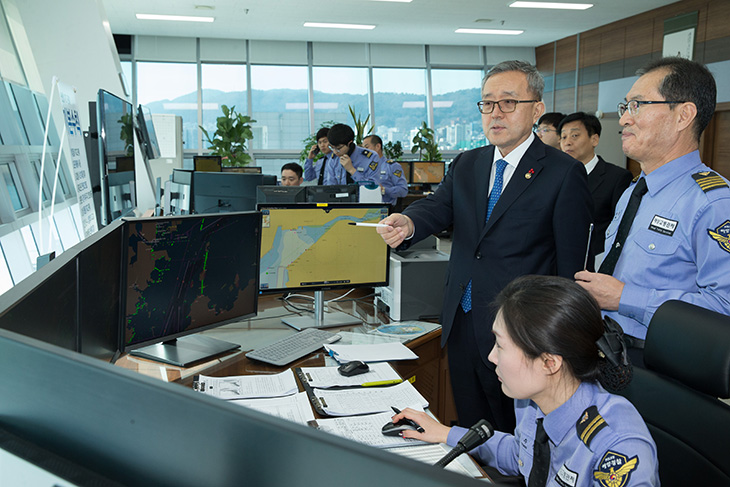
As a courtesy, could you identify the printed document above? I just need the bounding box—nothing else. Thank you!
[195,369,297,400]
[313,380,428,416]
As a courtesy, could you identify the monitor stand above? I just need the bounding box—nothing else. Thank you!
[129,335,240,367]
[281,290,361,331]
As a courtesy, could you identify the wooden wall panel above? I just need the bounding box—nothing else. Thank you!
[600,27,626,64]
[577,83,599,113]
[705,0,730,41]
[535,45,554,73]
[710,110,730,179]
[554,88,576,114]
[624,20,655,59]
[579,34,601,68]
[555,36,577,73]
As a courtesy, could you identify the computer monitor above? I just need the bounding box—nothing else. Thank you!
[306,184,359,203]
[121,212,261,366]
[256,185,307,204]
[192,171,274,214]
[97,89,136,225]
[411,161,446,184]
[222,166,262,173]
[135,104,161,160]
[258,203,390,330]
[194,155,222,172]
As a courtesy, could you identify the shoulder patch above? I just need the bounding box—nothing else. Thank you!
[708,220,730,254]
[368,160,379,171]
[576,406,607,449]
[394,169,402,178]
[593,451,639,487]
[362,149,373,158]
[692,171,728,193]
[386,159,394,164]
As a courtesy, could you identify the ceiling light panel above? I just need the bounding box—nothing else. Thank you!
[303,22,376,30]
[455,28,524,35]
[135,13,214,22]
[509,2,593,10]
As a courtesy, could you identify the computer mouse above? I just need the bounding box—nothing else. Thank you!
[338,360,370,377]
[381,420,417,437]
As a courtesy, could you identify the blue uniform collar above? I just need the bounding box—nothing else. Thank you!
[642,150,702,196]
[539,381,598,446]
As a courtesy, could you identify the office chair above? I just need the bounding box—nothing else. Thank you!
[618,300,730,486]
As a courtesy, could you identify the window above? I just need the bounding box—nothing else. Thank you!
[250,65,308,150]
[137,62,198,150]
[0,161,28,211]
[431,69,485,151]
[372,68,427,153]
[201,63,247,152]
[120,61,133,98]
[0,231,33,285]
[312,67,368,130]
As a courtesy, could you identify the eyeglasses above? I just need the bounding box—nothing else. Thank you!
[329,144,348,153]
[534,126,556,135]
[477,99,538,114]
[617,99,686,117]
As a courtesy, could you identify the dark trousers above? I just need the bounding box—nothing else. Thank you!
[447,306,516,433]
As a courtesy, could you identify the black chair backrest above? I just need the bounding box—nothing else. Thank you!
[618,300,730,486]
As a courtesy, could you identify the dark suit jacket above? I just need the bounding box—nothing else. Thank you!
[588,156,633,255]
[402,138,593,357]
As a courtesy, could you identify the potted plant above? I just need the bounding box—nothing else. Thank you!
[348,105,373,145]
[199,104,256,167]
[411,121,442,161]
[383,140,403,161]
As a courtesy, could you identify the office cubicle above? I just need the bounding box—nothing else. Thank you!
[0,328,486,487]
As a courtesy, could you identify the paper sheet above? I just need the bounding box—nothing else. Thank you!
[298,362,401,388]
[195,369,298,399]
[313,380,428,416]
[369,321,442,342]
[385,443,484,479]
[324,341,418,363]
[230,391,315,425]
[312,411,426,448]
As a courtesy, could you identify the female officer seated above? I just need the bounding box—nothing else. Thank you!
[394,275,659,486]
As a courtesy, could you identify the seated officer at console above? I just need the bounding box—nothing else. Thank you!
[324,123,407,205]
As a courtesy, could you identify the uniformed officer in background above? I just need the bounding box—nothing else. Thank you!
[575,57,730,364]
[304,127,334,184]
[324,123,407,205]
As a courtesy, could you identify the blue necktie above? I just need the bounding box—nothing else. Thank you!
[460,159,508,313]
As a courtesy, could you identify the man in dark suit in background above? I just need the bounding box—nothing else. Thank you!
[377,61,593,432]
[559,112,632,261]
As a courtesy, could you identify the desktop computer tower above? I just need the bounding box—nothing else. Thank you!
[376,237,449,321]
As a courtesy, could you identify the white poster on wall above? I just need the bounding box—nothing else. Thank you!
[57,82,98,238]
[663,28,695,60]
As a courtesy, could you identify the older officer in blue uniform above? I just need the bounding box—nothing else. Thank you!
[324,124,407,205]
[393,276,659,487]
[575,57,730,351]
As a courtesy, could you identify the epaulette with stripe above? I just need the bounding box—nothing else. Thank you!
[576,405,608,449]
[692,171,728,193]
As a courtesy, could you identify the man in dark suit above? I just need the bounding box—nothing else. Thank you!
[377,61,593,431]
[559,112,632,260]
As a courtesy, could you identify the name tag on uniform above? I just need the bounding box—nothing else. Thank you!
[555,464,579,487]
[648,215,678,236]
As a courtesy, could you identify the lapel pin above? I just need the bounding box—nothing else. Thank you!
[525,168,535,179]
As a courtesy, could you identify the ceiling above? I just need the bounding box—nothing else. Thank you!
[101,0,680,48]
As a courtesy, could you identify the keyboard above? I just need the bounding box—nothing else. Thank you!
[245,328,342,366]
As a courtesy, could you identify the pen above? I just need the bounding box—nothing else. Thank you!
[584,223,594,270]
[391,406,425,433]
[361,379,403,387]
[347,222,391,228]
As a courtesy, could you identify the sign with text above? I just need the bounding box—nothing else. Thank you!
[58,82,98,238]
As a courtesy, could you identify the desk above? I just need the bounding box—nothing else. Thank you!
[116,289,458,425]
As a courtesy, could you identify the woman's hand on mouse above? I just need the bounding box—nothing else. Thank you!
[392,408,451,443]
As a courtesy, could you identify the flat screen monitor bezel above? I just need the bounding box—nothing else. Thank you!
[305,184,359,203]
[193,155,223,172]
[257,203,390,294]
[120,211,261,354]
[410,161,446,184]
[192,171,270,214]
[135,104,161,160]
[97,89,136,226]
[256,185,307,205]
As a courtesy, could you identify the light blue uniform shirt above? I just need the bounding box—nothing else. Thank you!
[447,382,659,487]
[602,150,730,340]
[303,153,334,182]
[323,146,408,205]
